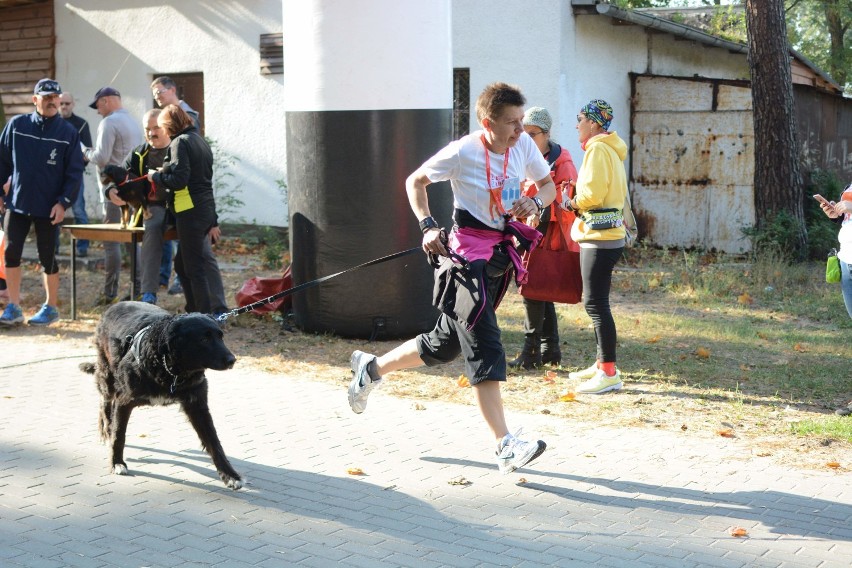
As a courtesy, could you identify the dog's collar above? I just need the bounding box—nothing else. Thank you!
[130,325,181,393]
[162,355,181,393]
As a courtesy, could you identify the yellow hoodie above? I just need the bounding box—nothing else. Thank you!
[571,131,628,243]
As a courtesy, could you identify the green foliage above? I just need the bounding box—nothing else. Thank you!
[205,136,245,222]
[785,0,851,91]
[708,4,747,43]
[805,169,844,259]
[258,226,288,270]
[741,210,807,262]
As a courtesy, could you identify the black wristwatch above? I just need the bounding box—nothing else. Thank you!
[419,216,439,233]
[532,196,544,213]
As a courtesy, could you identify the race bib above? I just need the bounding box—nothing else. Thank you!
[501,177,521,209]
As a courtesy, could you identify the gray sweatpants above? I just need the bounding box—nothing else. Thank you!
[141,205,168,295]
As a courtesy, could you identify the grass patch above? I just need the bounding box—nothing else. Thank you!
[790,417,852,443]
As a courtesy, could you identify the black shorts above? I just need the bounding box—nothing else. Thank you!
[3,210,59,274]
[416,272,507,385]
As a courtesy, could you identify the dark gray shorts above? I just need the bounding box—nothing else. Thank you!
[416,274,507,385]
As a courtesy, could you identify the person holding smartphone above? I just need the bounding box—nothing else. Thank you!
[816,184,852,320]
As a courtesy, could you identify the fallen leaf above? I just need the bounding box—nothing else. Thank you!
[559,392,577,402]
[457,375,470,388]
[517,477,527,484]
[647,335,661,344]
[138,434,147,438]
[413,403,426,411]
[738,292,753,305]
[695,347,711,359]
[718,428,735,438]
[793,343,806,352]
[757,332,768,340]
[543,370,557,384]
[648,278,660,288]
[680,424,688,431]
[448,476,471,486]
[729,527,748,537]
[826,461,841,469]
[346,468,365,475]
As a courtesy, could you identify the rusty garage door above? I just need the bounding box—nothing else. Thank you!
[630,74,754,253]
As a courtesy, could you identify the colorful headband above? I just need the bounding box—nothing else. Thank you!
[581,99,613,130]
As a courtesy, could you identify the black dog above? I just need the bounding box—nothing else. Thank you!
[100,165,151,228]
[80,302,242,489]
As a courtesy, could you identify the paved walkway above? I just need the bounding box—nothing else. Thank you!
[0,331,850,567]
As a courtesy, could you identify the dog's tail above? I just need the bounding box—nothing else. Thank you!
[79,362,96,374]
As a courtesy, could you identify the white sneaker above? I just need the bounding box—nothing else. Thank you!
[348,350,382,414]
[568,362,599,381]
[496,430,546,474]
[576,369,623,394]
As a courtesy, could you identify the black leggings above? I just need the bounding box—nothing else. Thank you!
[3,210,59,274]
[579,246,623,363]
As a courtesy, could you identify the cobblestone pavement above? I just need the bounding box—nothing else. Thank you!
[1,330,850,567]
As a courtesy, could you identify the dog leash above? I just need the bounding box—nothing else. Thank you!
[215,245,424,322]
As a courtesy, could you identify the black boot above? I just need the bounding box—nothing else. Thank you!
[540,302,561,366]
[509,334,541,370]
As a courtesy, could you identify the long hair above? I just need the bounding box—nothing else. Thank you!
[158,104,193,137]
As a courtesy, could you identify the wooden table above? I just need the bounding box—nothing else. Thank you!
[62,223,175,320]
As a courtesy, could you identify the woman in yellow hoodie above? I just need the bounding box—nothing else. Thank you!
[562,100,627,394]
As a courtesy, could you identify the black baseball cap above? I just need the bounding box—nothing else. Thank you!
[89,86,121,109]
[34,78,62,95]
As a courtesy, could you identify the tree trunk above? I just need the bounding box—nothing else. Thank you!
[823,0,849,87]
[745,0,807,257]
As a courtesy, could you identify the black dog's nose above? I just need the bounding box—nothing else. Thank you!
[224,353,236,370]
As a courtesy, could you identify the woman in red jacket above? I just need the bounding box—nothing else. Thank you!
[509,106,579,369]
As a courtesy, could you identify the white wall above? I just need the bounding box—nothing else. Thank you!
[54,1,286,226]
[451,1,750,172]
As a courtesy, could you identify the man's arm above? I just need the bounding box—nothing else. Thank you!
[84,120,116,169]
[79,121,93,149]
[59,130,84,210]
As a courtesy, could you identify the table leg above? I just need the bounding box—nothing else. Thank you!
[131,233,138,299]
[71,237,77,320]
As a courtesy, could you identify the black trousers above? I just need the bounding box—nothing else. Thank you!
[579,246,623,363]
[173,208,227,315]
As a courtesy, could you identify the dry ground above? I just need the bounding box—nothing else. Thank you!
[4,235,850,473]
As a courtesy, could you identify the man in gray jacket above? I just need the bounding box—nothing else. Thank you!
[83,86,143,304]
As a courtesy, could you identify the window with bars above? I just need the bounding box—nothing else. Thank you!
[260,33,283,75]
[453,68,470,139]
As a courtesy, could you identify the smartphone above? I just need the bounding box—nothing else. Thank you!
[813,194,830,206]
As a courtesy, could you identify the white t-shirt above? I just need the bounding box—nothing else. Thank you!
[421,130,550,231]
[837,186,852,264]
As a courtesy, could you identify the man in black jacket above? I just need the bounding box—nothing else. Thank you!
[59,93,93,257]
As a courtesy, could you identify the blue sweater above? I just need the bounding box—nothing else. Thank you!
[0,112,84,217]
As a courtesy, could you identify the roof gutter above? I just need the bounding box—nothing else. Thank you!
[595,3,748,55]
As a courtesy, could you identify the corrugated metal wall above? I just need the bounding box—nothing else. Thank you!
[630,74,755,253]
